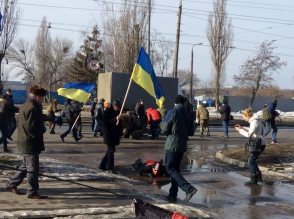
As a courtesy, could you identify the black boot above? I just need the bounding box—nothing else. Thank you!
[244,174,258,186]
[256,172,263,182]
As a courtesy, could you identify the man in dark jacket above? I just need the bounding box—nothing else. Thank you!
[0,94,19,152]
[60,99,81,142]
[4,88,18,140]
[218,100,231,139]
[265,98,278,144]
[161,94,197,203]
[90,98,98,131]
[99,99,123,174]
[71,100,84,137]
[135,99,146,133]
[93,98,105,137]
[5,85,49,199]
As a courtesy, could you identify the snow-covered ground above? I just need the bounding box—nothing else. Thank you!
[0,153,213,219]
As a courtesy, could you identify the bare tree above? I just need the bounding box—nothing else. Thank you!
[167,69,199,89]
[0,0,21,93]
[150,30,174,76]
[8,17,73,100]
[96,0,149,73]
[206,0,234,109]
[234,40,286,107]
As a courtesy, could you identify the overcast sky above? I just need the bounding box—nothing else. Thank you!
[4,0,294,89]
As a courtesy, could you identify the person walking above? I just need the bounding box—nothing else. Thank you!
[5,85,49,199]
[162,94,197,203]
[146,108,161,140]
[71,100,84,137]
[196,103,210,137]
[46,99,61,134]
[234,108,266,185]
[264,98,278,144]
[90,98,98,132]
[4,88,18,140]
[98,99,123,174]
[135,99,145,133]
[218,100,231,139]
[93,98,105,137]
[0,94,19,152]
[60,99,82,142]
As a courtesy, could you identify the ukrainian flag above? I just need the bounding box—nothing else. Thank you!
[131,47,165,107]
[57,82,96,103]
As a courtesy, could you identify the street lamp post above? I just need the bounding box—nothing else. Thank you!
[190,43,202,103]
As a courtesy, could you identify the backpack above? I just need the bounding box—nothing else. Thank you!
[262,107,271,121]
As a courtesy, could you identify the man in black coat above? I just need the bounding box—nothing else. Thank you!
[4,88,18,140]
[60,99,81,142]
[93,98,105,137]
[99,99,123,174]
[5,85,48,199]
[218,100,231,139]
[71,100,83,137]
[90,98,98,131]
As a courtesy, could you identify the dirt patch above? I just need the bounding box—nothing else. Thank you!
[221,143,294,167]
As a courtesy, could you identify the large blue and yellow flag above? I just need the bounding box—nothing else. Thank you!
[131,47,165,107]
[57,82,96,103]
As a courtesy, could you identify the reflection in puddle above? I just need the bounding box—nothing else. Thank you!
[181,156,227,173]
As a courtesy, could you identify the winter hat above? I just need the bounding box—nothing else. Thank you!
[272,98,277,104]
[113,99,122,108]
[174,95,185,104]
[99,98,105,103]
[29,85,47,97]
[222,100,227,104]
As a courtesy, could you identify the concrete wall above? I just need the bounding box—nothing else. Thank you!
[98,72,179,111]
[228,96,294,112]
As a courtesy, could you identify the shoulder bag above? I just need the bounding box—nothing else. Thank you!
[244,127,263,153]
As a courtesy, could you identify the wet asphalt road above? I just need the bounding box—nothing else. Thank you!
[18,125,294,219]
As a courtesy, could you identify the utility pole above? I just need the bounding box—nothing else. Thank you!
[147,0,151,55]
[190,43,202,103]
[172,0,182,78]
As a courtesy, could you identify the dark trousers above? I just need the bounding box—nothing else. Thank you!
[49,121,56,133]
[150,120,161,138]
[61,121,78,140]
[0,124,8,151]
[99,144,116,170]
[6,153,39,195]
[265,118,278,141]
[248,145,265,174]
[222,120,229,137]
[76,119,82,135]
[165,150,194,198]
[8,116,17,137]
[91,116,95,131]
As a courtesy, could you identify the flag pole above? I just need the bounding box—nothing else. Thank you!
[116,79,133,125]
[71,113,81,131]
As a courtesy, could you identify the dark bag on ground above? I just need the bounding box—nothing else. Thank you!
[245,138,262,153]
[229,115,234,120]
[262,107,271,121]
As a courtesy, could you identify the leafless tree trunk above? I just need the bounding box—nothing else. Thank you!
[0,0,21,93]
[96,0,149,73]
[206,0,234,109]
[234,40,286,107]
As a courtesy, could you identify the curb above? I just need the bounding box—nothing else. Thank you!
[215,151,294,180]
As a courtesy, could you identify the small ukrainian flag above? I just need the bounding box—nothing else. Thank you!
[57,82,96,104]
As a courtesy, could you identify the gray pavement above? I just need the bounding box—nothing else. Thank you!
[1,124,294,218]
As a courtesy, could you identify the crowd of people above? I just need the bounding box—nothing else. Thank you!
[0,86,280,202]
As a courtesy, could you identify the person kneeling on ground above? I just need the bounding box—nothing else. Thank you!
[132,159,169,178]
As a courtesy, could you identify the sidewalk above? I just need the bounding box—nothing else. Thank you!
[0,129,213,219]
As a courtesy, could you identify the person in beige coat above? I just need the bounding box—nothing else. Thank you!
[196,103,210,137]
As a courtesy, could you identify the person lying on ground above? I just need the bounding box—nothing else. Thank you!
[132,159,169,178]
